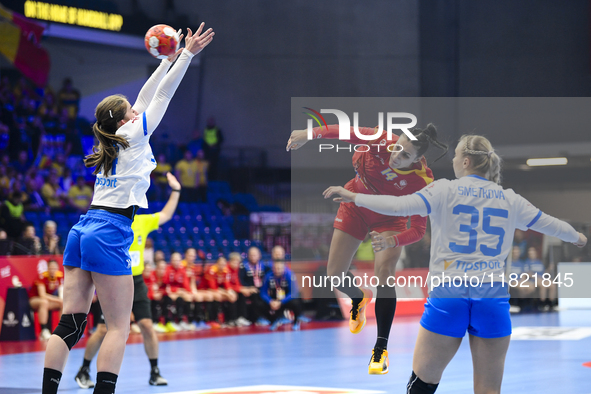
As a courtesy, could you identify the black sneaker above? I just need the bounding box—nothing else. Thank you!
[149,367,168,386]
[75,366,95,389]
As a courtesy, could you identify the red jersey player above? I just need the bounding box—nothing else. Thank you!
[29,260,64,340]
[164,252,194,331]
[287,123,447,374]
[204,257,238,326]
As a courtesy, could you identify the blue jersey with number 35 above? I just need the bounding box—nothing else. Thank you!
[416,174,542,281]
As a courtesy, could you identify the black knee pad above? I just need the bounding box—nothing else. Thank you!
[407,371,439,394]
[53,313,88,350]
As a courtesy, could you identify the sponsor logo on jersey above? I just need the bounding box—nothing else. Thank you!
[443,260,455,270]
[455,260,504,272]
[95,177,118,188]
[395,179,407,190]
[335,218,343,222]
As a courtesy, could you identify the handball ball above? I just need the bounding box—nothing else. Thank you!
[144,24,180,59]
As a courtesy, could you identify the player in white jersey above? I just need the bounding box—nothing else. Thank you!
[323,134,587,394]
[41,25,214,394]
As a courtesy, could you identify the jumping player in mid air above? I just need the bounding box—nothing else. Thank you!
[324,134,587,393]
[74,172,182,389]
[287,123,447,374]
[41,24,214,394]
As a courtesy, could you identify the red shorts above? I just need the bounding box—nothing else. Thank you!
[334,201,408,240]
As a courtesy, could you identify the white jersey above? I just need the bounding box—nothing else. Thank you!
[416,175,542,281]
[91,49,195,209]
[355,174,579,282]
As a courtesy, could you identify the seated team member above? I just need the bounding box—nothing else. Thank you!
[29,259,63,340]
[523,246,556,310]
[74,172,181,389]
[204,256,238,327]
[146,260,174,332]
[239,246,271,325]
[165,252,195,331]
[261,259,303,331]
[227,252,253,327]
[184,248,212,330]
[40,220,62,255]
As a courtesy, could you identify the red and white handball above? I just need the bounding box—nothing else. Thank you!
[144,24,180,59]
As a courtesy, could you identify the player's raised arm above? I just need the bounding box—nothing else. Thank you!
[143,23,214,137]
[158,173,182,225]
[133,30,184,113]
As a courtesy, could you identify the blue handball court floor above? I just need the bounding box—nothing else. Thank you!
[1,309,591,393]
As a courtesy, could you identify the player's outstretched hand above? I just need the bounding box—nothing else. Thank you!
[574,232,587,248]
[323,186,356,203]
[369,231,398,253]
[166,172,181,190]
[184,23,215,55]
[286,130,309,151]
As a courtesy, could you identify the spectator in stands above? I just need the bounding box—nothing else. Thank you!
[203,116,224,180]
[67,176,92,212]
[23,178,46,211]
[0,191,26,238]
[175,149,199,203]
[204,256,238,327]
[187,129,203,157]
[41,171,65,210]
[29,259,63,340]
[41,220,62,255]
[165,252,195,331]
[51,152,67,177]
[14,223,41,255]
[0,228,11,255]
[152,153,172,201]
[194,149,208,203]
[57,78,81,119]
[12,150,31,174]
[228,252,253,327]
[0,164,10,200]
[238,246,271,325]
[261,259,303,331]
[60,168,74,192]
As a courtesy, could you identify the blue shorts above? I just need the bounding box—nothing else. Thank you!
[420,282,511,339]
[63,210,134,276]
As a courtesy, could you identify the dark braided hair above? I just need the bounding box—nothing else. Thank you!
[405,123,448,163]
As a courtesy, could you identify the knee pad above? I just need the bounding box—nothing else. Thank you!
[53,313,88,350]
[407,371,439,394]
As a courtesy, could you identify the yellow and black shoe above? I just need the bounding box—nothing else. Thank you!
[349,288,373,334]
[368,347,389,375]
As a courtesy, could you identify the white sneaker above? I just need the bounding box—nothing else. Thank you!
[153,323,167,333]
[236,317,252,327]
[130,323,141,333]
[39,328,52,341]
[179,321,195,331]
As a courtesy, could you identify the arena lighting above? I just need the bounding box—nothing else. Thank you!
[526,157,568,166]
[24,1,123,31]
